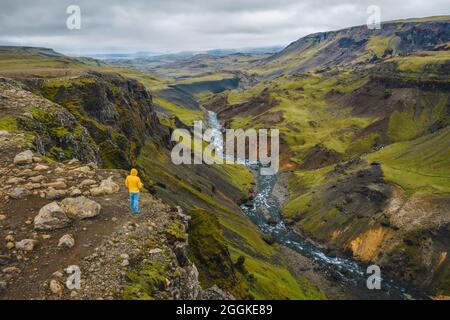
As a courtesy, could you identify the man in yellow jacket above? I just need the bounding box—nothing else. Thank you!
[125,168,143,214]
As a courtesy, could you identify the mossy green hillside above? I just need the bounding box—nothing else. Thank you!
[367,127,450,196]
[137,140,323,299]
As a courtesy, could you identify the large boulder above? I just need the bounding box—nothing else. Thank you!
[60,196,101,219]
[13,150,33,165]
[9,187,30,200]
[34,202,71,231]
[90,177,120,196]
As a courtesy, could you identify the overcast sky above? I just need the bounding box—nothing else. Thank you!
[0,0,448,55]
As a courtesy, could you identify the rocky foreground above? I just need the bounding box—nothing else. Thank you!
[0,131,232,300]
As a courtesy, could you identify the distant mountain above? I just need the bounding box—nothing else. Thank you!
[262,15,450,75]
[205,46,284,56]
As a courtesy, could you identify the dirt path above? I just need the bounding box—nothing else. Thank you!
[0,191,135,299]
[0,133,134,299]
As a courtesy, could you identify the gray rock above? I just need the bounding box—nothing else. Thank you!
[0,130,11,137]
[174,242,189,267]
[34,202,71,231]
[58,234,75,249]
[13,150,33,165]
[45,181,67,189]
[34,164,49,171]
[67,159,80,165]
[0,255,12,266]
[0,281,6,293]
[69,188,82,197]
[15,239,38,252]
[9,187,30,200]
[73,166,91,173]
[6,177,25,184]
[80,179,96,188]
[90,177,120,196]
[49,279,63,295]
[201,285,235,300]
[46,189,67,200]
[29,175,46,183]
[2,266,21,275]
[60,196,101,219]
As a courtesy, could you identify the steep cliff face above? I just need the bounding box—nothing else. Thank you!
[24,71,171,168]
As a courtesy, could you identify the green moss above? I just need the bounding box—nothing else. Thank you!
[154,97,203,126]
[283,192,313,219]
[49,126,70,138]
[123,251,171,300]
[367,127,450,196]
[213,163,254,194]
[366,35,395,57]
[0,116,19,131]
[436,264,450,296]
[187,208,249,299]
[387,109,429,142]
[394,51,450,72]
[345,133,380,159]
[165,219,188,241]
[229,249,326,300]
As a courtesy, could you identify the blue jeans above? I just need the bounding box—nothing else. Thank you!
[129,192,140,213]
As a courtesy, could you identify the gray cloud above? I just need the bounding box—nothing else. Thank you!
[0,0,448,54]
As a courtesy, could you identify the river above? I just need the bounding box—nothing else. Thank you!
[207,110,425,300]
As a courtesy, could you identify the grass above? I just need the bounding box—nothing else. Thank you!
[153,97,203,126]
[188,208,248,298]
[0,115,19,131]
[176,73,236,84]
[229,248,326,300]
[345,133,380,159]
[227,72,374,164]
[367,127,450,196]
[213,163,254,194]
[136,139,324,299]
[366,35,395,57]
[387,93,448,142]
[283,165,333,219]
[394,50,450,72]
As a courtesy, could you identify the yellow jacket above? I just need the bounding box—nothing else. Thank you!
[125,169,143,193]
